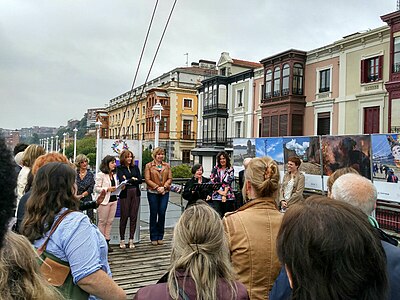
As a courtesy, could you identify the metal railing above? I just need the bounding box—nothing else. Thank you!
[376,201,400,233]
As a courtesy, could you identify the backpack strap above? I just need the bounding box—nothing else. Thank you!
[37,210,73,255]
[178,286,190,300]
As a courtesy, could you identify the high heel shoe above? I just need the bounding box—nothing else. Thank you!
[119,240,126,249]
[129,239,135,249]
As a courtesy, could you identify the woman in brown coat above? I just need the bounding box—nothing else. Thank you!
[223,156,283,299]
[144,147,172,245]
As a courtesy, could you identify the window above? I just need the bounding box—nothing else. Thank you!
[183,120,192,139]
[265,69,272,98]
[160,117,168,132]
[273,67,281,97]
[319,69,330,93]
[127,111,130,119]
[292,115,303,136]
[262,116,270,137]
[361,56,383,83]
[317,112,330,135]
[217,118,226,142]
[235,121,242,138]
[236,89,244,107]
[293,63,303,95]
[183,98,192,109]
[142,105,145,115]
[394,37,400,73]
[282,64,290,96]
[182,150,191,164]
[279,115,288,136]
[220,68,226,76]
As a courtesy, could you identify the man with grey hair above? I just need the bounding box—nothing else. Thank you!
[331,173,400,300]
[331,173,377,216]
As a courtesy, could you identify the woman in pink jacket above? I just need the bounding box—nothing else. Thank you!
[95,155,118,252]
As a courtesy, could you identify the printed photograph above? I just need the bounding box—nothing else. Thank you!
[371,134,400,183]
[233,138,256,167]
[321,135,372,179]
[282,136,322,176]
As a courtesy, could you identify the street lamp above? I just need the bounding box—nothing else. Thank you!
[46,137,49,153]
[73,128,78,161]
[55,135,59,152]
[152,101,164,148]
[63,132,67,156]
[95,121,102,174]
[50,136,54,152]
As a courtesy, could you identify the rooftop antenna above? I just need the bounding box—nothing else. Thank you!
[184,53,188,67]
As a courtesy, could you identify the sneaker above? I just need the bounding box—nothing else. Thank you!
[119,240,126,249]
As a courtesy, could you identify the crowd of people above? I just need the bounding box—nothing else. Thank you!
[1,137,399,299]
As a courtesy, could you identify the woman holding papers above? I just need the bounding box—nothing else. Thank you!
[117,150,142,249]
[182,164,210,209]
[95,155,119,252]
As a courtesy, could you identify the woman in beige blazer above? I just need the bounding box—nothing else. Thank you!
[95,155,118,252]
[279,156,305,211]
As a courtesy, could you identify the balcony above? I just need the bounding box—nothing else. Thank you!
[203,103,227,114]
[195,138,233,148]
[180,131,196,140]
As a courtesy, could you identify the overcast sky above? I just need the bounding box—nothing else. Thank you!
[0,0,395,129]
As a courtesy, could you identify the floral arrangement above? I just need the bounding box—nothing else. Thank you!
[111,139,129,155]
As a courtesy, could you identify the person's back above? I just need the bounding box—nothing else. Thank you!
[224,156,282,299]
[134,201,249,300]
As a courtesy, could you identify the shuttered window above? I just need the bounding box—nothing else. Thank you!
[317,112,330,135]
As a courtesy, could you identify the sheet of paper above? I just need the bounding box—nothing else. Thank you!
[110,180,128,196]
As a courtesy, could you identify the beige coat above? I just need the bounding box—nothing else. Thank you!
[94,172,118,205]
[223,198,283,300]
[278,171,305,207]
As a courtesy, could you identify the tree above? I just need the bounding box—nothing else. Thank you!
[171,164,192,179]
[65,136,96,163]
[141,148,152,174]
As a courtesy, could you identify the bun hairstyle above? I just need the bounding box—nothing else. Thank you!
[243,156,280,200]
[168,201,237,300]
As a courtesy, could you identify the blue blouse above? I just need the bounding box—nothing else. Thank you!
[33,208,112,285]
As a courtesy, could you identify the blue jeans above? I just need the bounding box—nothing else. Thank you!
[147,192,169,241]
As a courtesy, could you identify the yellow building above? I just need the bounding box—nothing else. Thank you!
[106,61,217,165]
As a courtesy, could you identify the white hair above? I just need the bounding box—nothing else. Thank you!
[243,157,252,169]
[331,173,377,215]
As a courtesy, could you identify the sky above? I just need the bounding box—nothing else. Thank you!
[0,0,396,129]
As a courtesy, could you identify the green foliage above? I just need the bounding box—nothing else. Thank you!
[142,148,152,173]
[171,164,192,179]
[86,153,96,168]
[65,136,96,162]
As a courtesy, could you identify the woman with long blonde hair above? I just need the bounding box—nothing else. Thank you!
[134,201,248,299]
[0,231,62,300]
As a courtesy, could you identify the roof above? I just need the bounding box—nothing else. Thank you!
[174,66,218,76]
[231,58,262,69]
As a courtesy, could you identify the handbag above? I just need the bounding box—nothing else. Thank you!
[37,210,89,300]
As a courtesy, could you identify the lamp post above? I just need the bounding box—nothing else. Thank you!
[95,121,102,174]
[46,137,49,153]
[63,132,67,156]
[152,101,164,148]
[73,128,78,161]
[50,136,54,152]
[55,135,59,152]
